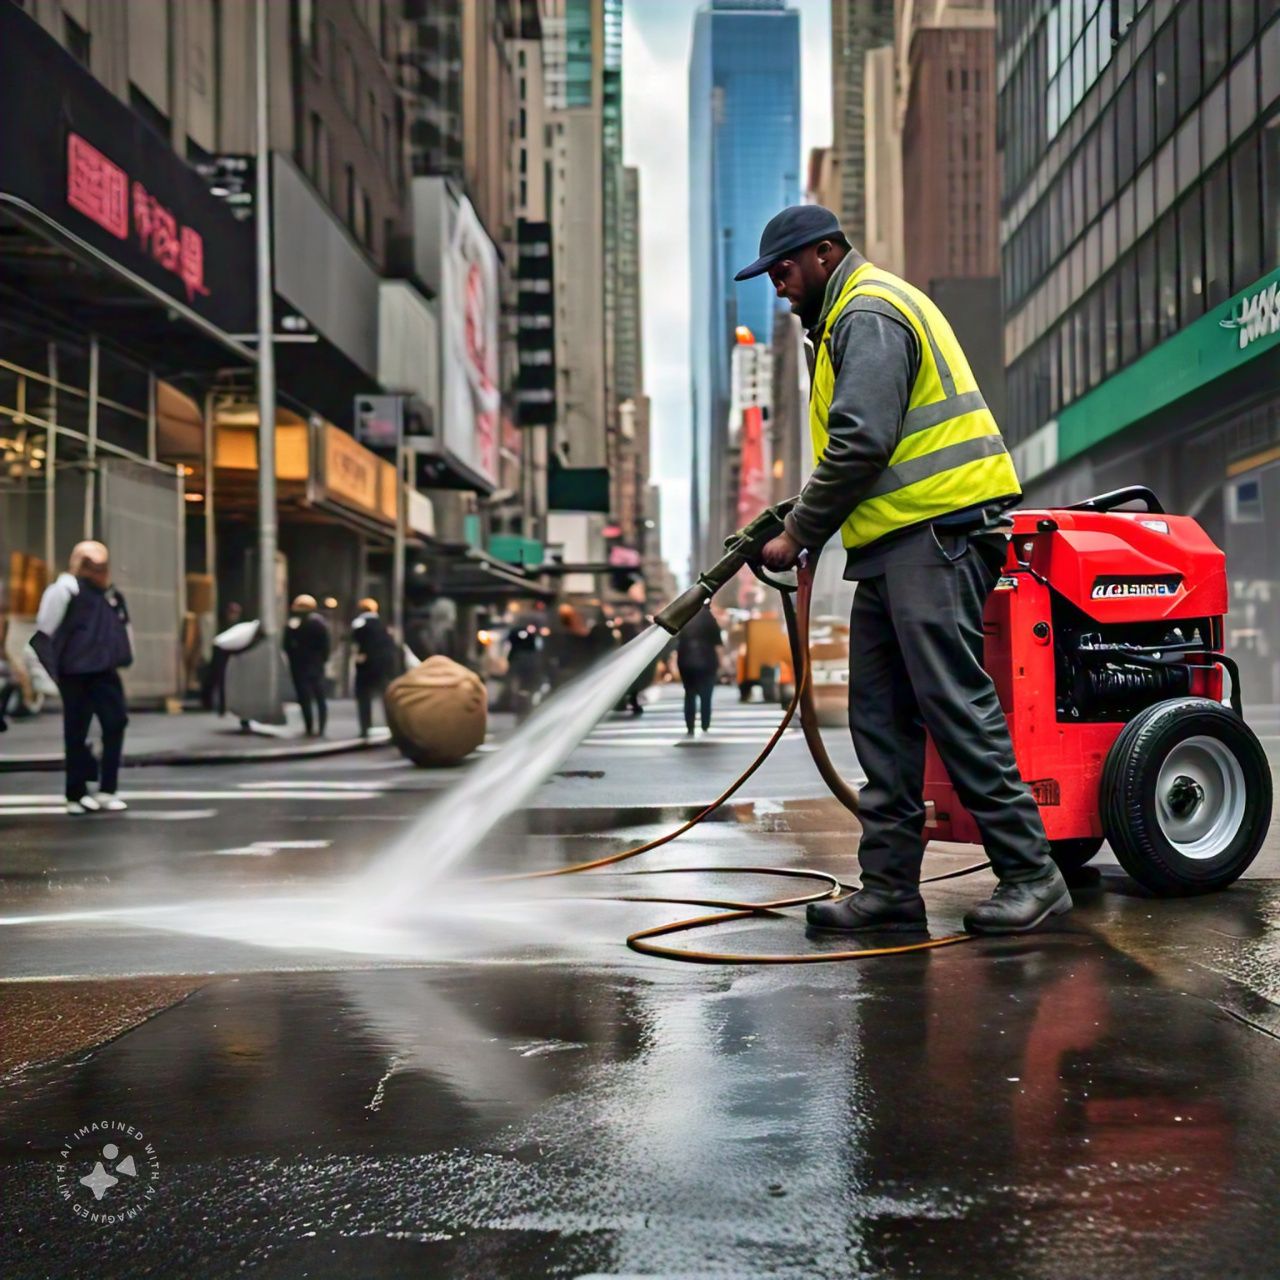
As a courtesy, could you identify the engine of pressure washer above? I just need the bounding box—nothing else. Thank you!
[924,488,1235,856]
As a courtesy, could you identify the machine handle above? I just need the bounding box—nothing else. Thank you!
[1065,486,1165,514]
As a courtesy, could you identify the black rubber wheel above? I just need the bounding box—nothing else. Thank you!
[778,683,796,707]
[760,666,778,703]
[738,682,753,702]
[1049,837,1104,872]
[1101,698,1272,894]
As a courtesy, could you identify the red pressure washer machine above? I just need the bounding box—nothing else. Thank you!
[923,486,1272,894]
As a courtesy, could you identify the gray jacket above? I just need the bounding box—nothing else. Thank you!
[783,254,1011,579]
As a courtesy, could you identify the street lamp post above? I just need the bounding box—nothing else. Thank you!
[393,443,407,646]
[254,0,280,715]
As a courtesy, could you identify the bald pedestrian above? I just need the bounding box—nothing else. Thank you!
[33,541,133,814]
[351,598,397,737]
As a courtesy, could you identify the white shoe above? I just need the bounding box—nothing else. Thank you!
[96,793,128,812]
[67,796,101,815]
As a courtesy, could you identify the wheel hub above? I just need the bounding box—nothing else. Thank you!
[1155,736,1246,860]
[1166,774,1205,820]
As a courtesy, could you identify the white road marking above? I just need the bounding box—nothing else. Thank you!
[235,781,390,791]
[0,790,379,805]
[575,733,803,747]
[211,839,332,857]
[124,809,219,821]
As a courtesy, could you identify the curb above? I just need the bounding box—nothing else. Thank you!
[0,731,392,773]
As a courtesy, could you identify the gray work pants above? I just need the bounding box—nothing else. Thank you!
[847,529,1052,893]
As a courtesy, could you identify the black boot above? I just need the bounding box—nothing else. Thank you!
[806,887,927,933]
[963,866,1072,935]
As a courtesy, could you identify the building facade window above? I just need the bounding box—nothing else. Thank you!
[64,13,91,66]
[1230,131,1262,292]
[1203,157,1231,306]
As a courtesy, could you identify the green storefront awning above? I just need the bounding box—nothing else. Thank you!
[1055,265,1280,464]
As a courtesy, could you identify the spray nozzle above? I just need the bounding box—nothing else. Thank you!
[653,497,799,635]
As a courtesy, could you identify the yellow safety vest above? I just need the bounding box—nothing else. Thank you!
[809,262,1021,550]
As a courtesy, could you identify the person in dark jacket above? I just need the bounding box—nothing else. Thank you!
[33,541,133,814]
[676,604,723,735]
[505,614,544,718]
[206,600,243,715]
[351,598,397,736]
[548,604,592,687]
[586,611,617,660]
[617,604,656,715]
[283,594,330,736]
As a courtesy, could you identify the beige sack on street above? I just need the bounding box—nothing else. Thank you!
[384,655,487,766]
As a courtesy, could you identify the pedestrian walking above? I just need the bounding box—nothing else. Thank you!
[548,604,592,687]
[283,593,330,737]
[617,604,656,715]
[587,612,617,661]
[0,618,20,730]
[505,615,544,718]
[743,204,1070,936]
[676,604,723,735]
[206,600,242,715]
[32,541,132,814]
[351,597,397,737]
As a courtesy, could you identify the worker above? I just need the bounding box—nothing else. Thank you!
[743,204,1071,936]
[351,598,397,737]
[283,593,330,737]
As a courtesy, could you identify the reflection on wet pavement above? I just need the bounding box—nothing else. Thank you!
[1,796,1279,1278]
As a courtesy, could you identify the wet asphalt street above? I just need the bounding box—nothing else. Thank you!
[2,689,1279,1279]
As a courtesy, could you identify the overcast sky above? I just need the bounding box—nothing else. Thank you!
[623,0,831,580]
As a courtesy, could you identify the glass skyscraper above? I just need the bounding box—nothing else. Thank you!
[689,0,800,565]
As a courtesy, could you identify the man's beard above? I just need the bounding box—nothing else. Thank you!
[793,299,820,329]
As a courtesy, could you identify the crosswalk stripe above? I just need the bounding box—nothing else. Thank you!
[0,790,382,805]
[573,734,803,748]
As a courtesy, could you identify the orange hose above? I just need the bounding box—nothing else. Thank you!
[493,557,987,963]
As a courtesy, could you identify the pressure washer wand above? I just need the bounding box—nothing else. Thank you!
[654,497,800,635]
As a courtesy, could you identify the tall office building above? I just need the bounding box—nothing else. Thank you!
[805,145,842,213]
[830,0,894,245]
[614,165,650,546]
[543,0,615,476]
[862,43,904,273]
[688,0,800,566]
[900,2,999,288]
[896,0,1004,422]
[998,0,1280,703]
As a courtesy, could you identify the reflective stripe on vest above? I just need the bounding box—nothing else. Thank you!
[809,263,1021,551]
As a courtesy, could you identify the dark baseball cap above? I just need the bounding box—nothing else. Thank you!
[733,204,844,281]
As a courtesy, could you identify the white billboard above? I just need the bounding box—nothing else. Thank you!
[410,178,499,491]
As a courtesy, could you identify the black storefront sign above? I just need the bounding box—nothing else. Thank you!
[516,219,556,427]
[0,3,254,336]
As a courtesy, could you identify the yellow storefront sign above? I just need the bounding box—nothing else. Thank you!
[324,423,395,522]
